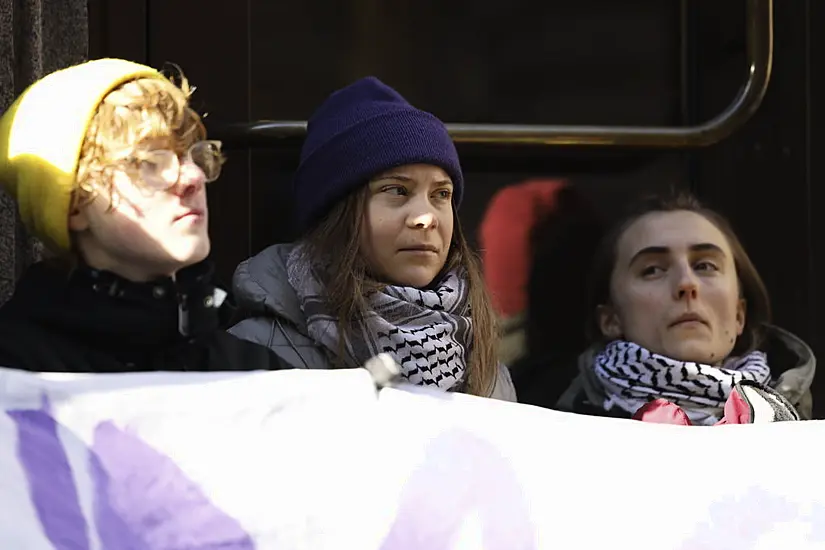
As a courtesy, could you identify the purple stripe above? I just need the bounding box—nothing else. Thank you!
[9,396,255,549]
[7,407,91,550]
[91,421,255,549]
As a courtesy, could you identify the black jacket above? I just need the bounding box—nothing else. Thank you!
[0,260,289,373]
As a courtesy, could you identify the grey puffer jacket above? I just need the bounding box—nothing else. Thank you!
[556,324,816,419]
[228,244,517,402]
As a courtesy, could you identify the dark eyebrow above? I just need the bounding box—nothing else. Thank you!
[369,174,453,186]
[371,174,413,184]
[628,243,725,267]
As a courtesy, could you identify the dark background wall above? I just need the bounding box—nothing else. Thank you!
[0,0,88,302]
[88,0,824,415]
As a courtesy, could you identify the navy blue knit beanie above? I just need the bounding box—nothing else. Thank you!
[293,76,464,232]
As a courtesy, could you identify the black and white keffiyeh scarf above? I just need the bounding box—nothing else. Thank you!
[593,340,772,425]
[286,246,472,391]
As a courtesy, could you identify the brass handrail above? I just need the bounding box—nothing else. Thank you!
[212,0,772,149]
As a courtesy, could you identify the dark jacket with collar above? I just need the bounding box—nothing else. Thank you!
[0,260,288,373]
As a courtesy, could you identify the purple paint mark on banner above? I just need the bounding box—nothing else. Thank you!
[8,407,91,550]
[91,421,255,549]
[8,398,255,549]
[380,428,537,549]
[679,486,825,548]
[88,447,153,550]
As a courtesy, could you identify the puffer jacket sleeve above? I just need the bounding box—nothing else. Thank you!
[229,317,331,370]
[228,317,275,349]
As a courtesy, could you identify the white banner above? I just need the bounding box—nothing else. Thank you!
[0,366,822,549]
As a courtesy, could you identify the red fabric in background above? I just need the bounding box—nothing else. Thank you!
[479,179,567,317]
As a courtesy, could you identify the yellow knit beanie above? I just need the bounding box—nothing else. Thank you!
[0,58,165,253]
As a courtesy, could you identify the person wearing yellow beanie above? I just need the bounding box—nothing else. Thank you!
[0,58,289,374]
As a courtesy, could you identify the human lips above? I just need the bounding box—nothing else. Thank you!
[669,312,708,328]
[173,208,205,222]
[398,244,439,254]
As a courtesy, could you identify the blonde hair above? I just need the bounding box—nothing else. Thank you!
[73,68,206,209]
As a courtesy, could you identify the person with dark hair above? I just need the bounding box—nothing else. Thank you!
[230,77,515,401]
[556,192,814,423]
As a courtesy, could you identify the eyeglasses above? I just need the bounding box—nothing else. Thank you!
[128,140,224,190]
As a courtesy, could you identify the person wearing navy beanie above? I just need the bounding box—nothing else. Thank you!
[230,77,515,401]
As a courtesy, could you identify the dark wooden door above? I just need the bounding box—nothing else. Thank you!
[89,0,825,415]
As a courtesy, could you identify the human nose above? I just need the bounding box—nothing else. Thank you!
[405,196,438,230]
[672,263,699,301]
[170,160,206,198]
